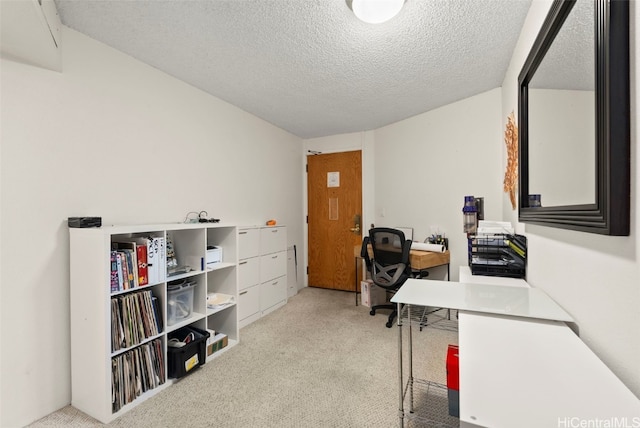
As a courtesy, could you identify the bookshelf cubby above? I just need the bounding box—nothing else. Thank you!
[69,222,238,423]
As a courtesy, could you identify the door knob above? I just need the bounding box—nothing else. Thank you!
[350,214,361,235]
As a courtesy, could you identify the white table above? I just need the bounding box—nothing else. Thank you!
[391,278,640,427]
[459,312,640,427]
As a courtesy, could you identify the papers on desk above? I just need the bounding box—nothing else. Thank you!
[391,239,446,252]
[477,220,514,235]
[411,242,446,253]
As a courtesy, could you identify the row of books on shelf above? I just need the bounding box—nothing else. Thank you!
[111,289,163,352]
[111,339,165,413]
[110,237,167,292]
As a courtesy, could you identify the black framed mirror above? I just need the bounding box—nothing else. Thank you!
[518,0,629,235]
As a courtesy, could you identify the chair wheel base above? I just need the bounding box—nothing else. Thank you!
[370,310,375,316]
[386,321,393,328]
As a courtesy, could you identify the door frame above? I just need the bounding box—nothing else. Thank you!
[302,131,375,288]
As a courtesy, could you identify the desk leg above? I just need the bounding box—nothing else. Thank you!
[397,301,404,427]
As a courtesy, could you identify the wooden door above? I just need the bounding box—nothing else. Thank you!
[307,151,362,291]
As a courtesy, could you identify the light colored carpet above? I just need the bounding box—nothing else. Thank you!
[29,287,458,427]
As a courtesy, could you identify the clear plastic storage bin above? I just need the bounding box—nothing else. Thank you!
[167,281,196,325]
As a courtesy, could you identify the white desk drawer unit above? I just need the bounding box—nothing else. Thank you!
[237,225,288,326]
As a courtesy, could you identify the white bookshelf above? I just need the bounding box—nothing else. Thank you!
[69,222,238,423]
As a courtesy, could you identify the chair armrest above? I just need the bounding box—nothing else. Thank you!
[361,237,372,270]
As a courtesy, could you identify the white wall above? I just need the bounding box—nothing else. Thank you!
[502,0,640,397]
[0,26,304,427]
[374,89,504,280]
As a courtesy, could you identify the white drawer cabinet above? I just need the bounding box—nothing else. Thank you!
[238,257,259,291]
[238,226,287,327]
[260,251,286,282]
[238,228,260,260]
[238,284,260,322]
[260,227,286,255]
[260,277,287,314]
[237,228,261,327]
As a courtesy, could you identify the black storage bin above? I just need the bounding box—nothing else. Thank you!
[167,326,210,379]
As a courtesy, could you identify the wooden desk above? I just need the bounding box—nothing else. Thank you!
[354,245,450,305]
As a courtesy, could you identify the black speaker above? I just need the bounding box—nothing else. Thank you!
[68,217,102,228]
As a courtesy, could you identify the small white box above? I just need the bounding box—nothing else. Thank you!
[206,246,222,265]
[361,280,387,308]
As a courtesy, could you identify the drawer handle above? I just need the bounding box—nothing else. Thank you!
[239,231,248,235]
[240,291,248,296]
[272,255,278,259]
[239,261,248,265]
[272,281,278,285]
[271,229,278,233]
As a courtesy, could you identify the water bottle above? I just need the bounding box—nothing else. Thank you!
[528,194,542,208]
[462,196,477,234]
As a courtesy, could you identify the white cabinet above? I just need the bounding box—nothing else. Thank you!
[237,228,261,328]
[260,276,287,313]
[260,251,286,282]
[69,223,238,423]
[238,226,287,326]
[260,227,286,255]
[259,226,287,315]
[238,284,260,321]
[238,227,260,260]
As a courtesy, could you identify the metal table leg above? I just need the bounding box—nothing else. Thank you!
[397,301,404,427]
[408,304,414,413]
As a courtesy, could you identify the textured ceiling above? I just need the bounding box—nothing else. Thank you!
[54,0,532,139]
[530,0,593,91]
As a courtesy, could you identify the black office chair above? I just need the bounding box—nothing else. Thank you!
[361,227,412,328]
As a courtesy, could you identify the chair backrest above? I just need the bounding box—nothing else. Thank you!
[361,227,412,290]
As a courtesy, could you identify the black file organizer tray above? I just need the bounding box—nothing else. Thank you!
[167,326,210,379]
[468,234,527,279]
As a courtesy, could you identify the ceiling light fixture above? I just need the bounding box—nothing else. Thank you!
[348,0,405,24]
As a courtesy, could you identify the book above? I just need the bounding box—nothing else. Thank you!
[110,251,119,292]
[133,237,154,285]
[123,249,135,289]
[136,244,148,286]
[118,251,129,290]
[116,253,124,291]
[139,237,161,284]
[113,242,139,288]
[157,237,166,282]
[151,296,163,334]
